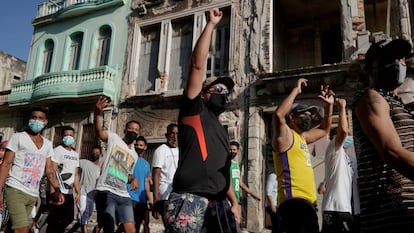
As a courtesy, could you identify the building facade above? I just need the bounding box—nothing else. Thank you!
[4,0,414,232]
[8,0,133,157]
[0,51,26,142]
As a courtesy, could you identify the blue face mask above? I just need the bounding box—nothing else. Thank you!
[343,136,354,149]
[28,120,45,133]
[62,136,75,146]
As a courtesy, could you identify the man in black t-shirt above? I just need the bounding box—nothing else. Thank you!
[164,8,239,233]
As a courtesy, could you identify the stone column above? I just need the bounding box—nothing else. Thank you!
[245,107,265,232]
[396,0,412,42]
[340,0,354,61]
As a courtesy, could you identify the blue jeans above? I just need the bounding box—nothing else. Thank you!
[95,191,134,233]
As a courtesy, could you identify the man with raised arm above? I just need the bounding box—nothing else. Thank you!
[272,78,334,233]
[94,97,139,233]
[164,8,239,233]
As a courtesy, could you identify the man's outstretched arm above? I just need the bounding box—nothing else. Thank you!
[185,8,223,100]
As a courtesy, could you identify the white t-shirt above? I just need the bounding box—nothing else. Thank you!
[96,132,138,197]
[52,145,80,195]
[322,139,356,213]
[152,144,179,200]
[6,131,54,197]
[265,173,278,207]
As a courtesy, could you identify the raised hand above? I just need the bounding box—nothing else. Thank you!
[318,84,335,104]
[95,96,110,115]
[296,78,308,94]
[208,8,223,25]
[336,98,346,108]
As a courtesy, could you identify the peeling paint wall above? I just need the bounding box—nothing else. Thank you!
[0,51,26,140]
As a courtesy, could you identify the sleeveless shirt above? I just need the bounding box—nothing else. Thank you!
[273,130,317,206]
[353,88,414,233]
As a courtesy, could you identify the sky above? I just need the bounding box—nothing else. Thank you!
[0,1,40,61]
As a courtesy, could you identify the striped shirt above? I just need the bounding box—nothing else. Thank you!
[353,88,414,233]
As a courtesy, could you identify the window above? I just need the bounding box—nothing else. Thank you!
[133,7,231,94]
[42,39,54,74]
[97,26,112,66]
[273,0,342,70]
[168,17,194,90]
[53,127,64,148]
[80,124,97,159]
[137,25,160,93]
[69,32,83,70]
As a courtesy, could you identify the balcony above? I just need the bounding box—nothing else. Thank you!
[34,0,125,24]
[8,66,118,106]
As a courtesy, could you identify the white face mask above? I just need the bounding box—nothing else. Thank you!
[376,61,407,88]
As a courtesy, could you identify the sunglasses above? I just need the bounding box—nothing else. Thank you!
[211,86,230,96]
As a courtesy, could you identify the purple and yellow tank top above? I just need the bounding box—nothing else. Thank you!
[273,130,316,206]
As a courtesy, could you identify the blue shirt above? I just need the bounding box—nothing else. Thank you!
[127,157,150,203]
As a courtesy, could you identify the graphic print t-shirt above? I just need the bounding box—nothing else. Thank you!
[52,145,79,195]
[230,160,241,203]
[96,132,138,197]
[6,131,54,197]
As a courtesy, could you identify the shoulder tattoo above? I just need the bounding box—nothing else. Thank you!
[366,93,381,106]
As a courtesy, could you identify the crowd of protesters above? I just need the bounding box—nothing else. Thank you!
[1,7,414,233]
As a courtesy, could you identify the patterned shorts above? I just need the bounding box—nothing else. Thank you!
[165,192,238,233]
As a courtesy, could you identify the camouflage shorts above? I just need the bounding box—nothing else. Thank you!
[164,192,238,233]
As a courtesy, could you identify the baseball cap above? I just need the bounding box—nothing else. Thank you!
[365,39,412,68]
[290,104,319,115]
[202,76,235,91]
[288,103,322,128]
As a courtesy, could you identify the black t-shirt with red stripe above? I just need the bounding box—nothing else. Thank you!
[173,94,231,200]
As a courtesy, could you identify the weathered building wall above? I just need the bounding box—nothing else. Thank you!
[0,51,26,141]
[0,51,25,92]
[121,0,414,232]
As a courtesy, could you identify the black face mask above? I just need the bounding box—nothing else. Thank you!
[206,93,227,115]
[297,115,312,132]
[124,131,138,145]
[90,153,100,162]
[135,148,144,155]
[230,152,237,159]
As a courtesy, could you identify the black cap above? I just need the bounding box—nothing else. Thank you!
[365,39,412,68]
[290,104,319,115]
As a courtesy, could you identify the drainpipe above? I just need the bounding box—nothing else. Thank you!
[386,0,391,36]
[241,74,251,229]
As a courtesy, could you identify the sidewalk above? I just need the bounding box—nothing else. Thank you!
[63,211,165,233]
